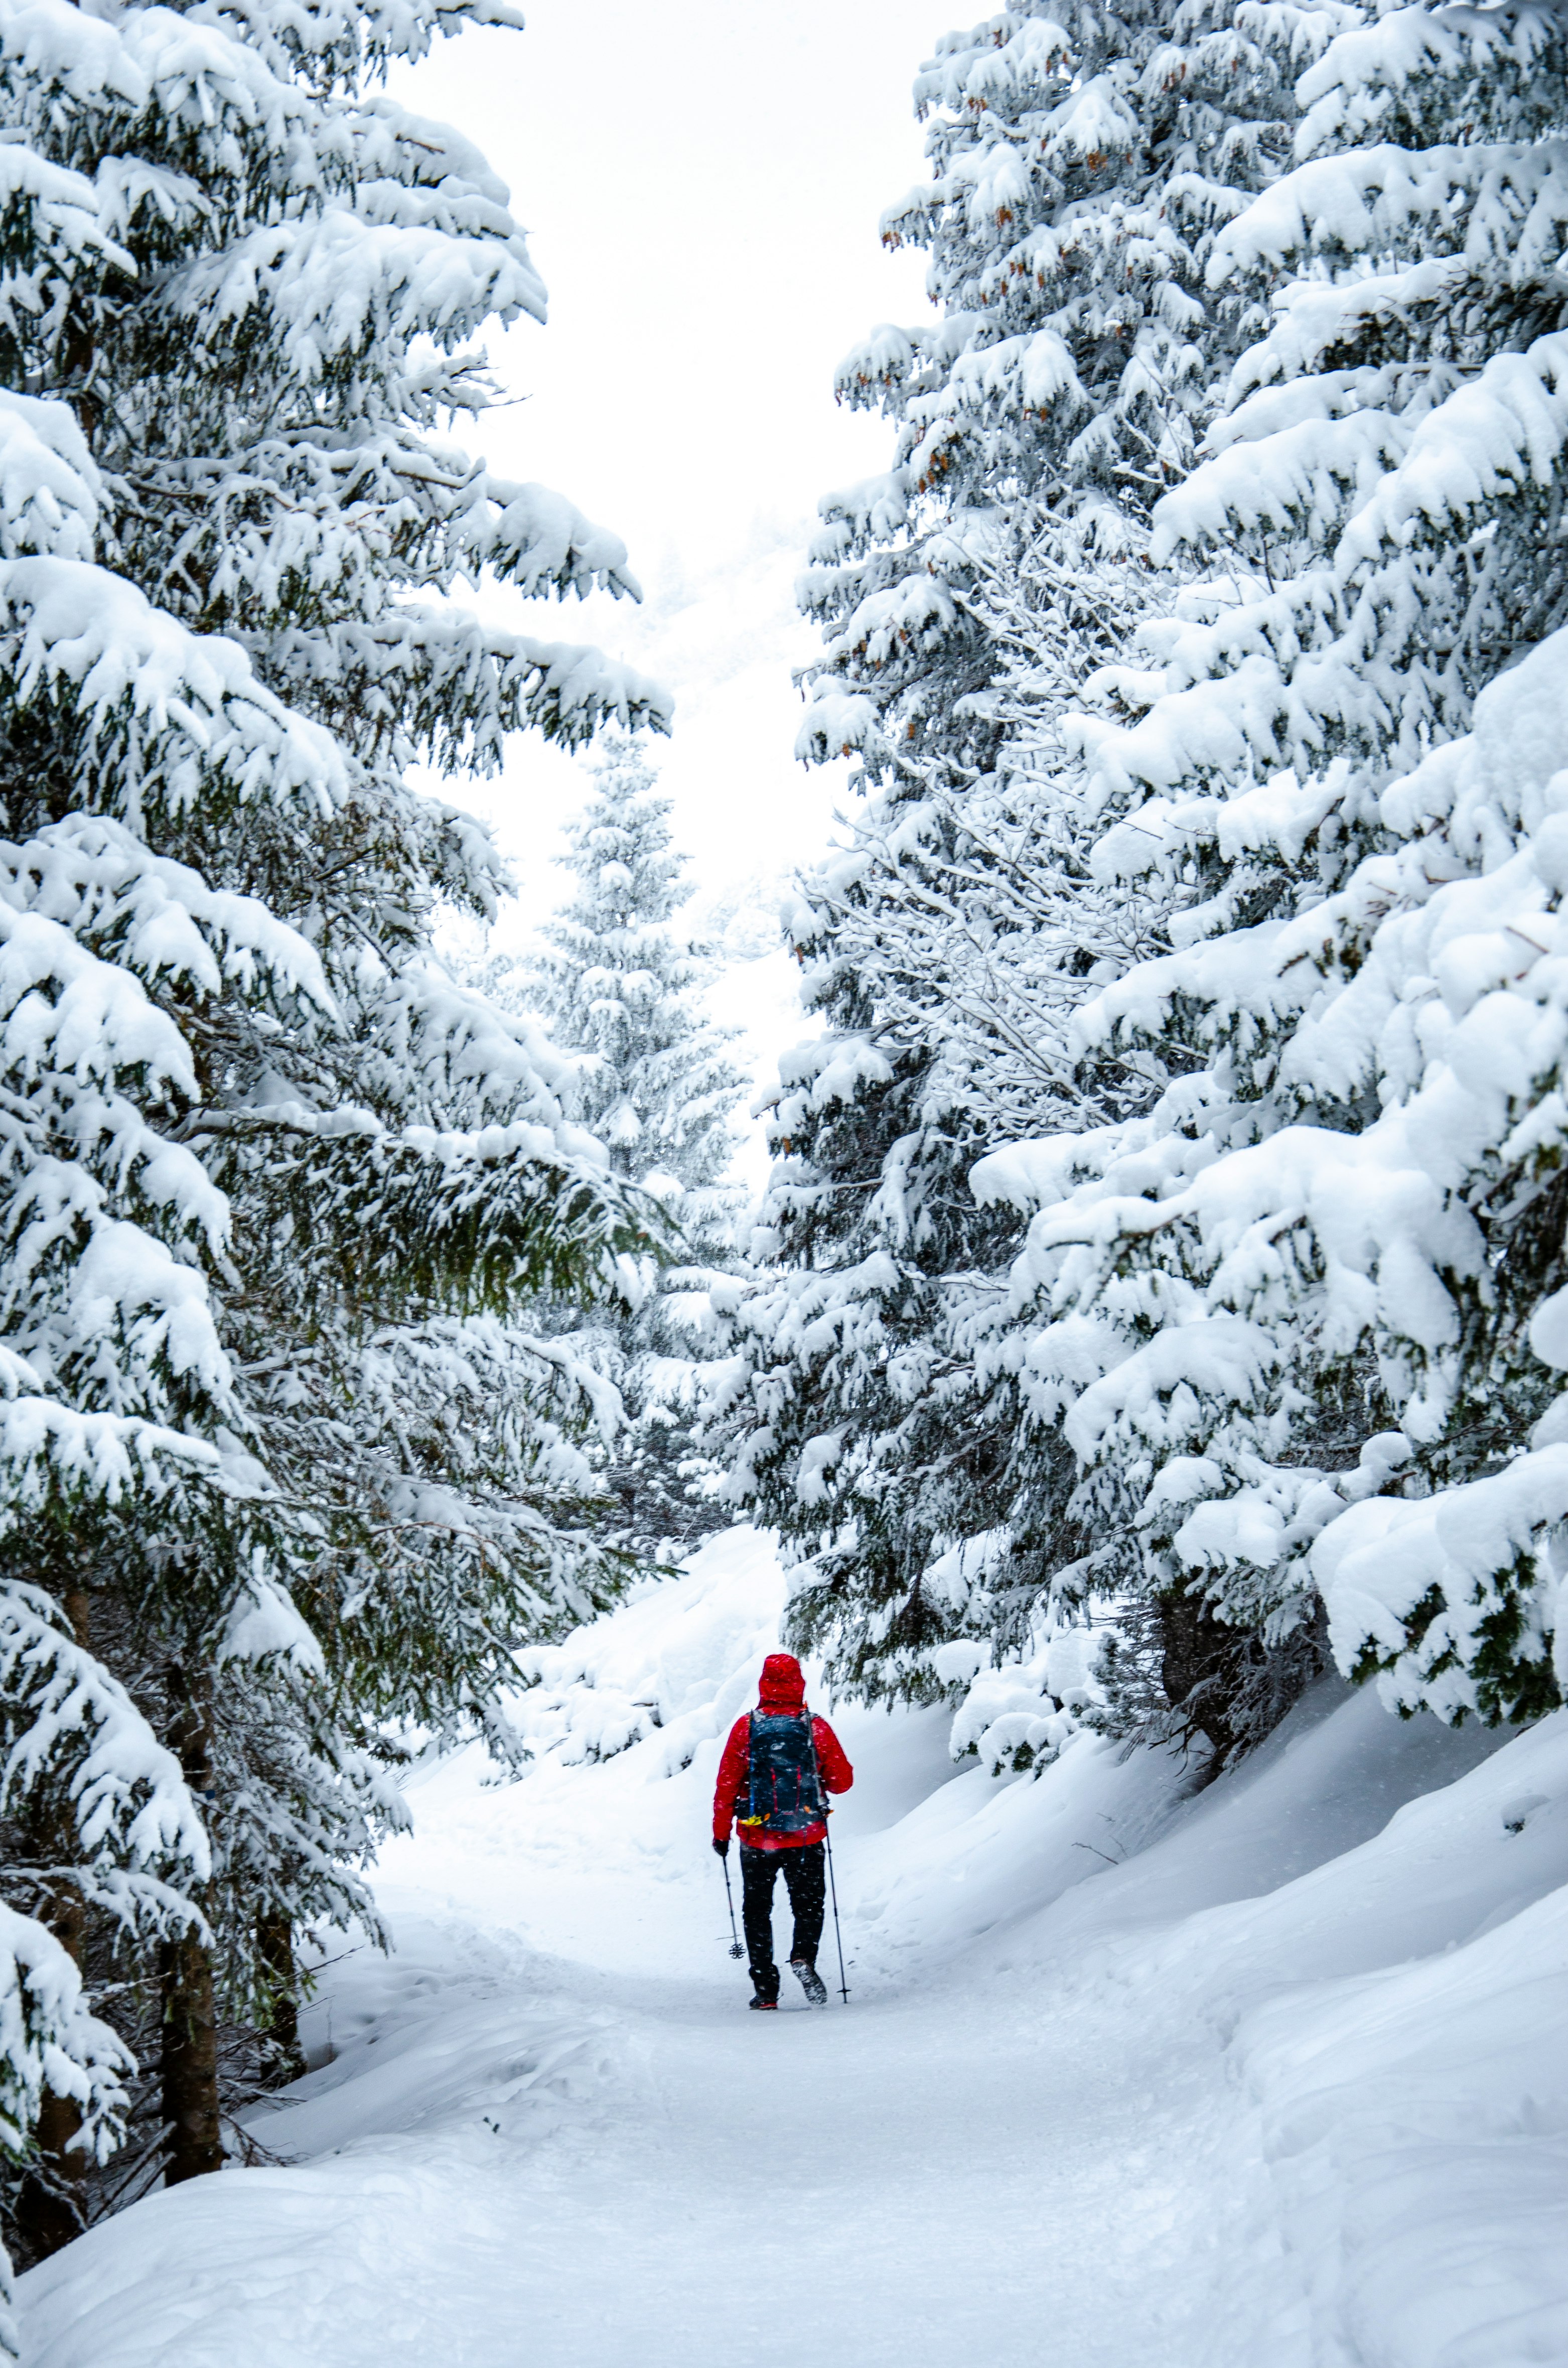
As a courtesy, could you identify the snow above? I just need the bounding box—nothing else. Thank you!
[0,394,99,564]
[1314,1448,1568,1721]
[0,557,349,819]
[217,1574,328,1679]
[0,1590,209,1881]
[19,1528,1567,2367]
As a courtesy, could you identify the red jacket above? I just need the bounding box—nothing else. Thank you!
[712,1653,853,1852]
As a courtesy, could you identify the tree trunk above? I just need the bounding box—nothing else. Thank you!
[1159,1585,1239,1768]
[16,1885,88,2260]
[159,1925,222,2183]
[15,1585,94,2260]
[160,1663,223,2184]
[257,1908,305,2081]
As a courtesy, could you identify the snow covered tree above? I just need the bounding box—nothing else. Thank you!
[969,0,1568,1755]
[725,0,1350,1710]
[519,737,743,1200]
[0,0,668,2272]
[793,0,1357,785]
[487,737,748,1558]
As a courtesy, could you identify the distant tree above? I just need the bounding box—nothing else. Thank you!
[489,737,749,1558]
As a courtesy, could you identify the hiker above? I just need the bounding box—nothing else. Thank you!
[712,1652,853,2009]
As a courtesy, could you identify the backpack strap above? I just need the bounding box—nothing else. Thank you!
[738,1711,762,1830]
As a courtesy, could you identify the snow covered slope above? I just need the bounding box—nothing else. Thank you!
[20,1528,1567,2367]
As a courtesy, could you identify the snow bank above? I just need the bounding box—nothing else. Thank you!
[1203,1722,1568,2368]
[20,1921,623,2368]
[503,1523,786,1774]
[994,1702,1568,2368]
[1243,1888,1568,2368]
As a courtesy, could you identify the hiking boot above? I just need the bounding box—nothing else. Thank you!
[791,1957,828,2007]
[748,1996,778,2011]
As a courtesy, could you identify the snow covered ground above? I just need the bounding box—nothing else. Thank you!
[21,1529,1568,2367]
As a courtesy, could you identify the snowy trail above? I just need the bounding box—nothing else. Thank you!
[601,1975,1284,2368]
[20,1534,1568,2367]
[352,1952,1285,2368]
[18,1905,1294,2368]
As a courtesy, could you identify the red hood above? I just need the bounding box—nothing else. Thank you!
[758,1652,806,1712]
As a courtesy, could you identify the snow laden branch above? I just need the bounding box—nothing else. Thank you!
[0,1590,209,1928]
[0,1587,212,2341]
[0,557,350,830]
[0,1901,135,2234]
[0,1366,224,1540]
[203,1104,666,1315]
[1315,1444,1568,1727]
[285,611,670,773]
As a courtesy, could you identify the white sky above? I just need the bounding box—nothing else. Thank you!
[392,0,936,939]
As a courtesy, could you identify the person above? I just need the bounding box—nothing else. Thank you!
[712,1652,853,2009]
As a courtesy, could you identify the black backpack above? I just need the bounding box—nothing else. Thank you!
[742,1712,824,1837]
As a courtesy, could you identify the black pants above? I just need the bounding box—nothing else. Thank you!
[740,1841,825,2004]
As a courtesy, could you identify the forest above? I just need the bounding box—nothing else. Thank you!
[0,0,1564,2360]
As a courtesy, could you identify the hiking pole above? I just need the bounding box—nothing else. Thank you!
[823,1818,850,2003]
[720,1852,744,1959]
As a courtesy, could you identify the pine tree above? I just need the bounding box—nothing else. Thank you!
[0,0,667,2279]
[724,0,1347,1712]
[520,736,745,1199]
[971,0,1568,1754]
[487,736,748,1559]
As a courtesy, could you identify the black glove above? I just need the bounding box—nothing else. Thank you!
[712,1836,729,1859]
